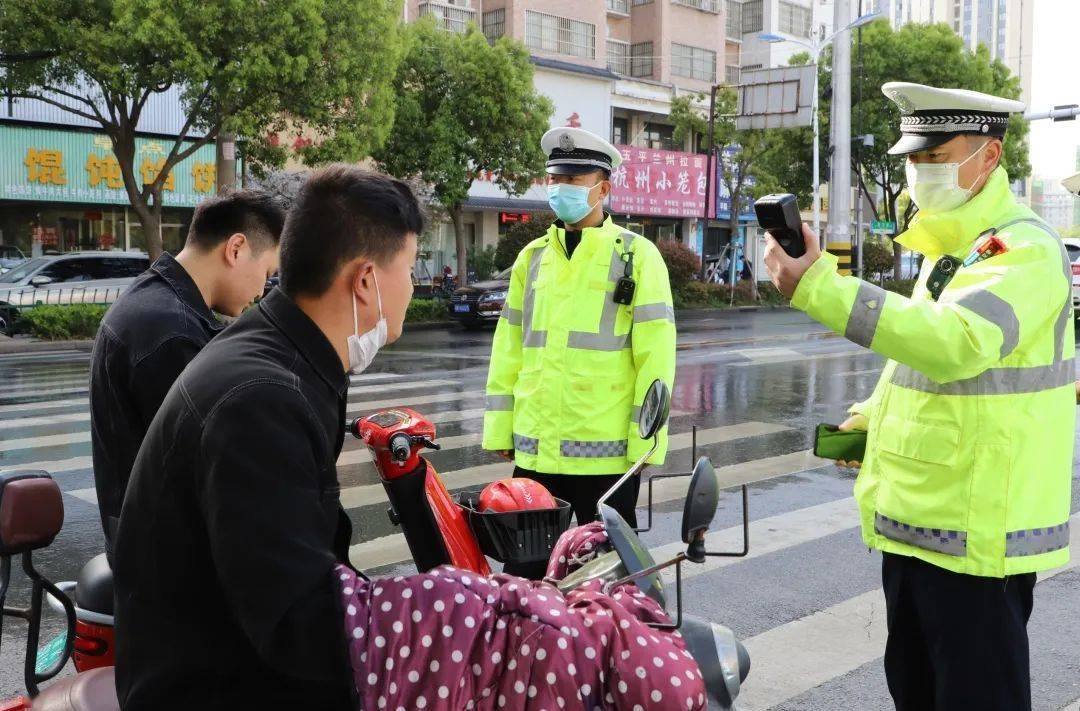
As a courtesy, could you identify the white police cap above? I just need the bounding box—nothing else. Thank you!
[541,127,623,176]
[881,82,1026,156]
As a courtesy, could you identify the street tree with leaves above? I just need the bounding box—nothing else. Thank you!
[0,0,404,259]
[374,20,552,286]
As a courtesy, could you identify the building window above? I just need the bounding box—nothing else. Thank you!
[418,2,477,34]
[741,0,763,32]
[632,0,654,5]
[672,0,723,12]
[612,117,629,145]
[482,8,505,43]
[607,40,630,75]
[742,63,763,71]
[643,122,677,151]
[725,65,741,85]
[778,1,812,38]
[671,42,716,82]
[963,0,973,44]
[994,0,1007,58]
[630,41,654,78]
[607,0,630,13]
[525,11,596,59]
[726,1,744,40]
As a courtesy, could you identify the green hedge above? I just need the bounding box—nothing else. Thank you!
[881,278,917,297]
[405,298,451,323]
[673,281,789,310]
[19,305,109,340]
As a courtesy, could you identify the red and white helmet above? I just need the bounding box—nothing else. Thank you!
[478,478,557,513]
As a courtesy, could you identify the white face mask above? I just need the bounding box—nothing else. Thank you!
[347,271,387,374]
[905,141,990,214]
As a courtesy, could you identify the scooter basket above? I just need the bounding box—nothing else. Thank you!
[459,496,573,565]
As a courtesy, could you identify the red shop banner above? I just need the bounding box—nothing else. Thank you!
[608,145,709,218]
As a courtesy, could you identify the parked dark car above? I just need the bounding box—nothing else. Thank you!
[447,267,511,329]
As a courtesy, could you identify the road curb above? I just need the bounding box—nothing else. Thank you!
[0,337,95,355]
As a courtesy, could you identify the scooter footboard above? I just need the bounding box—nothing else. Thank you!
[380,462,452,573]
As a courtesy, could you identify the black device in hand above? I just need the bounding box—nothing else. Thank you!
[754,193,805,258]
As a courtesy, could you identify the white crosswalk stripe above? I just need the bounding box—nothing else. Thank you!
[735,511,1080,710]
[347,435,809,570]
[0,412,90,431]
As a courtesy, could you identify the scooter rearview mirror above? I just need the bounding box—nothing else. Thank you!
[681,457,720,561]
[637,379,671,441]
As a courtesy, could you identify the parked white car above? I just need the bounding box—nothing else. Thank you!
[0,251,150,334]
[1064,238,1080,321]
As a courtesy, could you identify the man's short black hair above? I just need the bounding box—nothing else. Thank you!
[279,165,424,297]
[185,189,286,253]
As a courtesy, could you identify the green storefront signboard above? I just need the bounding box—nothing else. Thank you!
[0,123,229,208]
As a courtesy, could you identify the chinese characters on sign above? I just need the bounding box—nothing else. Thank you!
[25,149,67,186]
[1,125,231,208]
[191,162,216,193]
[608,145,708,218]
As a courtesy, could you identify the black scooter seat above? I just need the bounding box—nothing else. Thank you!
[74,554,113,616]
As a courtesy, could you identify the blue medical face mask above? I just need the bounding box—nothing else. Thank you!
[547,182,602,225]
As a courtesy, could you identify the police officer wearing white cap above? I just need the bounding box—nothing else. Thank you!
[482,127,676,577]
[764,82,1074,710]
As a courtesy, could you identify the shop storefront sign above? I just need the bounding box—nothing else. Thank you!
[0,124,228,207]
[608,145,708,218]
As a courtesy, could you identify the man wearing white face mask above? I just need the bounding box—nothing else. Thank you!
[113,165,423,710]
[764,83,1074,710]
[483,127,676,577]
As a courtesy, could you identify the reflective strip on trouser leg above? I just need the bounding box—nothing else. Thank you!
[951,290,1020,360]
[560,439,629,458]
[522,248,547,348]
[500,303,523,326]
[513,433,539,455]
[1005,522,1070,557]
[844,282,887,348]
[891,358,1076,395]
[874,512,968,557]
[486,394,514,412]
[568,233,636,352]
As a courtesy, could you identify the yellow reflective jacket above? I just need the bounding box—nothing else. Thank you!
[792,167,1075,577]
[482,216,676,475]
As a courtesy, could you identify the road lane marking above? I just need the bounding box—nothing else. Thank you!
[736,511,1080,711]
[348,426,805,570]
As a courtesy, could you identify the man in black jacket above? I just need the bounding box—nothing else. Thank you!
[89,190,284,557]
[114,166,422,710]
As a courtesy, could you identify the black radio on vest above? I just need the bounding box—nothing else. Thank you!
[613,249,635,305]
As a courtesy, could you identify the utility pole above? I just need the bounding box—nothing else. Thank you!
[827,0,852,251]
[216,133,237,195]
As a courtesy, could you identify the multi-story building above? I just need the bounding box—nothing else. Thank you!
[405,0,754,274]
[1031,178,1076,231]
[737,0,819,71]
[864,0,1032,101]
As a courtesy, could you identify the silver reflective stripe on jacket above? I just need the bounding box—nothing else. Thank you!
[845,281,887,348]
[952,290,1020,360]
[1005,522,1071,557]
[567,232,636,352]
[521,248,547,348]
[486,394,514,412]
[560,439,629,458]
[500,303,523,326]
[513,433,539,455]
[891,358,1075,396]
[891,218,1074,396]
[874,512,968,557]
[633,303,675,324]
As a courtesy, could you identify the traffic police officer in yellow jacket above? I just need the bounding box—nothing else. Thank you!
[765,83,1075,711]
[483,127,676,576]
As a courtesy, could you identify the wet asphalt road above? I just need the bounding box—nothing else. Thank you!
[1,309,1079,709]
